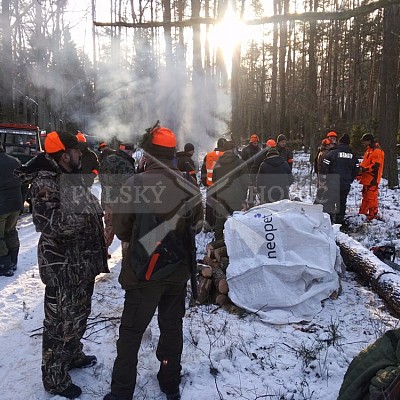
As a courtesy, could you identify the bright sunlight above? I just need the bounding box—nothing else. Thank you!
[209,6,247,76]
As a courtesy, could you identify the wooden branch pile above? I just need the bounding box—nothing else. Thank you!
[196,240,243,314]
[336,232,400,318]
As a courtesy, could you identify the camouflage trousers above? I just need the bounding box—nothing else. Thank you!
[104,207,115,248]
[0,211,20,257]
[42,283,94,393]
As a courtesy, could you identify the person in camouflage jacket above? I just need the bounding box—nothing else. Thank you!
[19,131,109,399]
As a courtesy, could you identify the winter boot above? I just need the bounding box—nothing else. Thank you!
[0,255,14,277]
[160,387,181,400]
[69,355,97,369]
[9,247,19,271]
[52,383,82,399]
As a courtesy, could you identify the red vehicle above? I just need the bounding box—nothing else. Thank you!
[0,123,44,164]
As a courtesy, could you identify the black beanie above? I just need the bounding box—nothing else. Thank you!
[339,134,350,145]
[184,143,195,152]
[277,134,287,143]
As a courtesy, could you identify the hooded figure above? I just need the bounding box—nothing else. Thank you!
[256,148,294,203]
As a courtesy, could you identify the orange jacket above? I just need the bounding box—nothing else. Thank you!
[201,150,224,186]
[359,143,384,186]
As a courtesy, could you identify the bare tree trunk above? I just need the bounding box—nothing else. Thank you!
[378,4,400,188]
[278,0,289,134]
[1,0,14,120]
[270,0,279,135]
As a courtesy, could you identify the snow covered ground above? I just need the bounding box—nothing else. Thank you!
[0,151,399,400]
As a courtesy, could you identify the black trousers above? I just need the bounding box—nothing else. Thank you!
[110,283,187,398]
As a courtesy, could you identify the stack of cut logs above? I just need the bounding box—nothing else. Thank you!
[196,240,243,314]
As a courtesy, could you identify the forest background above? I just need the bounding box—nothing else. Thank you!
[0,0,399,185]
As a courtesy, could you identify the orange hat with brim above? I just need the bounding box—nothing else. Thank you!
[250,134,259,143]
[327,131,337,138]
[152,127,176,148]
[266,139,277,147]
[45,131,87,154]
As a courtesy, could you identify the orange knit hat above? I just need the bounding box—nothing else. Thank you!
[266,139,277,147]
[152,127,177,148]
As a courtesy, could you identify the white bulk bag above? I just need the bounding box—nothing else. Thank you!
[224,200,340,324]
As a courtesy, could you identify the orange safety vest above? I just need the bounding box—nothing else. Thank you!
[359,144,384,186]
[205,150,224,186]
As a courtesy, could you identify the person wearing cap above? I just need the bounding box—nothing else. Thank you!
[212,140,249,242]
[245,138,277,206]
[18,131,109,399]
[276,134,294,170]
[256,147,294,204]
[319,134,359,223]
[357,133,385,221]
[200,138,226,230]
[326,131,338,145]
[313,138,334,204]
[104,126,203,400]
[98,142,136,256]
[76,131,100,187]
[97,141,116,164]
[241,134,261,164]
[0,141,23,277]
[176,142,197,179]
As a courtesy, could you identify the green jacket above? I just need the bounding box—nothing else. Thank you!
[338,329,400,400]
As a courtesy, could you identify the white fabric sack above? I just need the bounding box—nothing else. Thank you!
[224,200,340,324]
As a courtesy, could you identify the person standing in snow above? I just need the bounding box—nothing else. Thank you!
[0,142,23,277]
[276,134,294,170]
[200,137,226,231]
[104,126,203,400]
[76,131,100,187]
[241,134,261,172]
[18,131,109,399]
[357,133,385,221]
[98,142,136,257]
[256,147,294,203]
[319,133,359,223]
[313,138,334,205]
[176,142,197,180]
[212,140,249,242]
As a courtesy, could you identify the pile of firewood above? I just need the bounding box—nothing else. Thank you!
[196,239,243,314]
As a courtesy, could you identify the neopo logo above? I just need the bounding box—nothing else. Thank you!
[263,213,277,259]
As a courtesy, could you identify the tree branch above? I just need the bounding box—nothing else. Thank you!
[94,0,400,28]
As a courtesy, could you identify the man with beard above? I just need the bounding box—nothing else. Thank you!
[19,131,109,398]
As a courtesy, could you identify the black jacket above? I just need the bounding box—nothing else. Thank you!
[212,151,249,212]
[321,143,358,191]
[0,149,22,215]
[256,155,294,203]
[176,151,196,175]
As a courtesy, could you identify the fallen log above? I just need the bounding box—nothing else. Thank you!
[202,255,220,269]
[336,232,400,318]
[214,246,227,263]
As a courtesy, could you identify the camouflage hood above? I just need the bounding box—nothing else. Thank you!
[16,152,60,185]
